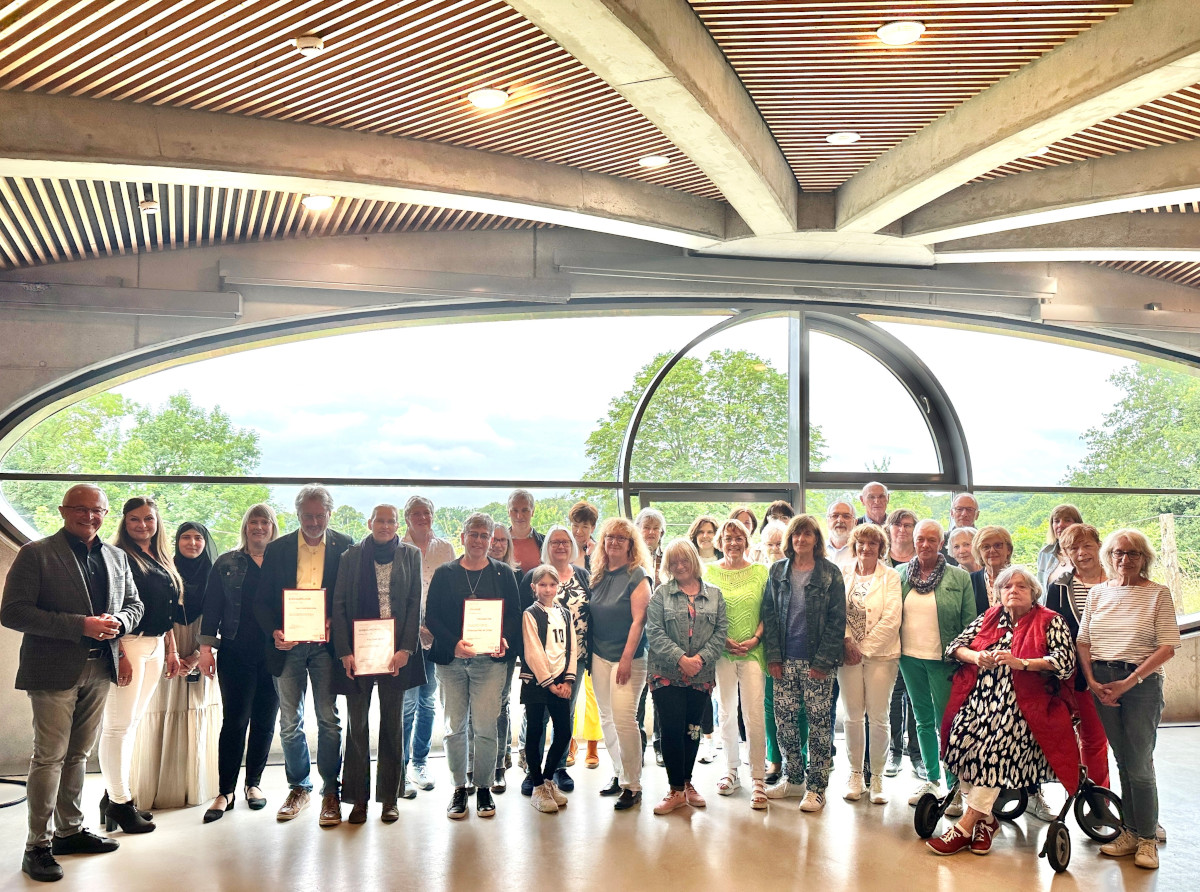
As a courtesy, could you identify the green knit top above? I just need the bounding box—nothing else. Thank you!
[702,561,769,669]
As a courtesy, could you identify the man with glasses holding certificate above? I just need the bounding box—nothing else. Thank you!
[426,512,522,820]
[255,484,354,827]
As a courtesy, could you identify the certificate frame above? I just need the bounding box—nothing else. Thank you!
[462,598,503,655]
[353,619,395,676]
[282,588,327,642]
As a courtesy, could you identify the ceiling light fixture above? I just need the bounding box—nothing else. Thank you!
[826,131,861,145]
[139,186,158,215]
[1027,145,1052,157]
[292,35,325,57]
[467,88,509,110]
[876,20,925,46]
[302,194,334,211]
[638,154,671,169]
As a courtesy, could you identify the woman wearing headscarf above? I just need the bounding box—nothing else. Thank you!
[130,522,221,809]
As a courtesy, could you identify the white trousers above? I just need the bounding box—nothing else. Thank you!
[591,655,648,792]
[837,656,899,776]
[99,634,164,803]
[960,781,1001,815]
[715,657,766,780]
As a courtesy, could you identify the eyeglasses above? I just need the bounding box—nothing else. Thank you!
[1112,549,1143,561]
[300,513,328,523]
[62,505,108,517]
[604,534,630,544]
[827,512,854,521]
[464,531,492,541]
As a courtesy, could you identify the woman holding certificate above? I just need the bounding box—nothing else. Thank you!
[332,504,425,824]
[589,516,653,812]
[426,512,522,820]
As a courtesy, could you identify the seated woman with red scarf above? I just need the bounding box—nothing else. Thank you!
[927,565,1078,857]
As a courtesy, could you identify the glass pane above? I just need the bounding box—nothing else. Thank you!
[0,315,717,486]
[808,331,939,474]
[630,315,791,483]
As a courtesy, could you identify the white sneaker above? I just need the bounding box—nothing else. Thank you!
[530,782,558,813]
[799,790,826,813]
[1100,828,1138,857]
[408,763,434,791]
[765,779,805,799]
[1028,788,1056,822]
[907,781,940,806]
[545,780,568,807]
[698,738,717,764]
[944,788,963,817]
[1135,837,1159,870]
[844,771,865,801]
[868,775,888,804]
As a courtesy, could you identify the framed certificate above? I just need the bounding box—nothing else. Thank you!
[463,598,503,655]
[353,619,395,676]
[282,588,327,642]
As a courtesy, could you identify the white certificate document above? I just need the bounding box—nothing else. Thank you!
[353,619,395,676]
[282,588,327,642]
[463,599,503,655]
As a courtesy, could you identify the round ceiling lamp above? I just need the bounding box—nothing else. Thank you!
[638,154,671,169]
[302,194,335,211]
[467,88,509,110]
[826,131,861,145]
[876,20,926,46]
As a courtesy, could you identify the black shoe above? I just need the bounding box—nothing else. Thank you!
[521,774,536,796]
[600,776,621,796]
[476,788,496,818]
[765,770,781,785]
[104,799,155,834]
[100,791,151,824]
[22,847,62,882]
[446,787,469,820]
[203,792,235,824]
[912,761,928,781]
[553,768,575,792]
[51,829,120,855]
[491,776,507,794]
[614,789,641,811]
[244,785,267,810]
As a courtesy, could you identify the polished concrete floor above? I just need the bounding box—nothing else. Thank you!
[2,727,1196,891]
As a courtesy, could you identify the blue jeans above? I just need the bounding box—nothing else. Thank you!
[402,656,437,768]
[1092,662,1164,839]
[274,643,342,796]
[438,657,509,788]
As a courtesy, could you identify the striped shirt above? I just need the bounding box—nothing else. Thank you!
[1077,581,1182,674]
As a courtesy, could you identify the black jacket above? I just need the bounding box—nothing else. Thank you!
[426,557,522,666]
[198,549,254,647]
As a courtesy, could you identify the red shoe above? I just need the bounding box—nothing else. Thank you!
[927,823,973,856]
[971,815,999,855]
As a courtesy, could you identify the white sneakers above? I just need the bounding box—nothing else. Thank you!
[1101,830,1159,869]
[944,788,964,818]
[799,791,826,813]
[908,781,941,806]
[531,782,558,813]
[1028,788,1056,822]
[868,776,888,804]
[1135,837,1159,870]
[844,771,865,802]
[765,779,806,799]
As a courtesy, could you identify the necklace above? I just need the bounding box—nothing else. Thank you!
[465,566,486,597]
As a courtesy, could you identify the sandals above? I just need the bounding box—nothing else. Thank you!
[751,780,768,810]
[717,773,741,796]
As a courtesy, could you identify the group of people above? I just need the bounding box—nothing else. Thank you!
[0,481,1182,881]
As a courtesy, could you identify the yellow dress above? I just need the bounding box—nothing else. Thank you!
[574,671,603,741]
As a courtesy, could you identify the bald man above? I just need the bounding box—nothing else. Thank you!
[2,484,143,882]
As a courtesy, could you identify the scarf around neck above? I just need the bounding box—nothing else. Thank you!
[358,534,399,619]
[907,553,946,594]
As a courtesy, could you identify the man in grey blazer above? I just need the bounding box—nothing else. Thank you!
[1,484,143,882]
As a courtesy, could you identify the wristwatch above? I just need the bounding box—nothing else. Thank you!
[1020,658,1030,671]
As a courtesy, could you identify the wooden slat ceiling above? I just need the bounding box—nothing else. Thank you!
[0,0,719,197]
[1094,260,1200,289]
[691,0,1132,191]
[0,177,548,270]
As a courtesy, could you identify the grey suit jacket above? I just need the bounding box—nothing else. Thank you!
[1,529,143,691]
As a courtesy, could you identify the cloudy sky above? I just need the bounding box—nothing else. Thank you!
[108,312,1130,514]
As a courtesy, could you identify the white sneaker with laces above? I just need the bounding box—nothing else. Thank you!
[765,779,805,799]
[907,781,940,806]
[844,771,865,801]
[1135,837,1159,869]
[944,788,964,817]
[530,783,558,814]
[868,775,888,804]
[698,738,717,764]
[1100,828,1138,857]
[1028,788,1056,822]
[799,790,826,812]
[408,763,434,791]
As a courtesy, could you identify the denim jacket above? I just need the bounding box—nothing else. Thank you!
[198,549,251,647]
[645,578,727,688]
[762,556,846,673]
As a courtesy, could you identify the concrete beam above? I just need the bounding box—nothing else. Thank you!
[504,0,799,235]
[0,91,728,250]
[837,0,1200,234]
[935,212,1200,263]
[0,281,242,318]
[904,138,1200,244]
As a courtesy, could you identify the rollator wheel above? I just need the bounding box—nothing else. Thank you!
[1074,785,1124,843]
[914,793,943,839]
[1041,821,1071,872]
[993,788,1028,821]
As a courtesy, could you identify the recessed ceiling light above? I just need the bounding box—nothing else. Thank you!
[876,20,926,46]
[1026,145,1052,157]
[139,199,159,215]
[302,194,334,211]
[638,154,671,169]
[467,88,509,110]
[292,35,325,57]
[826,131,861,145]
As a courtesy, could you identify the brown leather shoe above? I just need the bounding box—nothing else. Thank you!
[319,792,342,827]
[348,802,368,824]
[381,803,399,823]
[276,788,309,822]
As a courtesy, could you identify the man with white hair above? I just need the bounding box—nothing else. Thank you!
[857,482,889,527]
[825,499,856,570]
[943,493,980,565]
